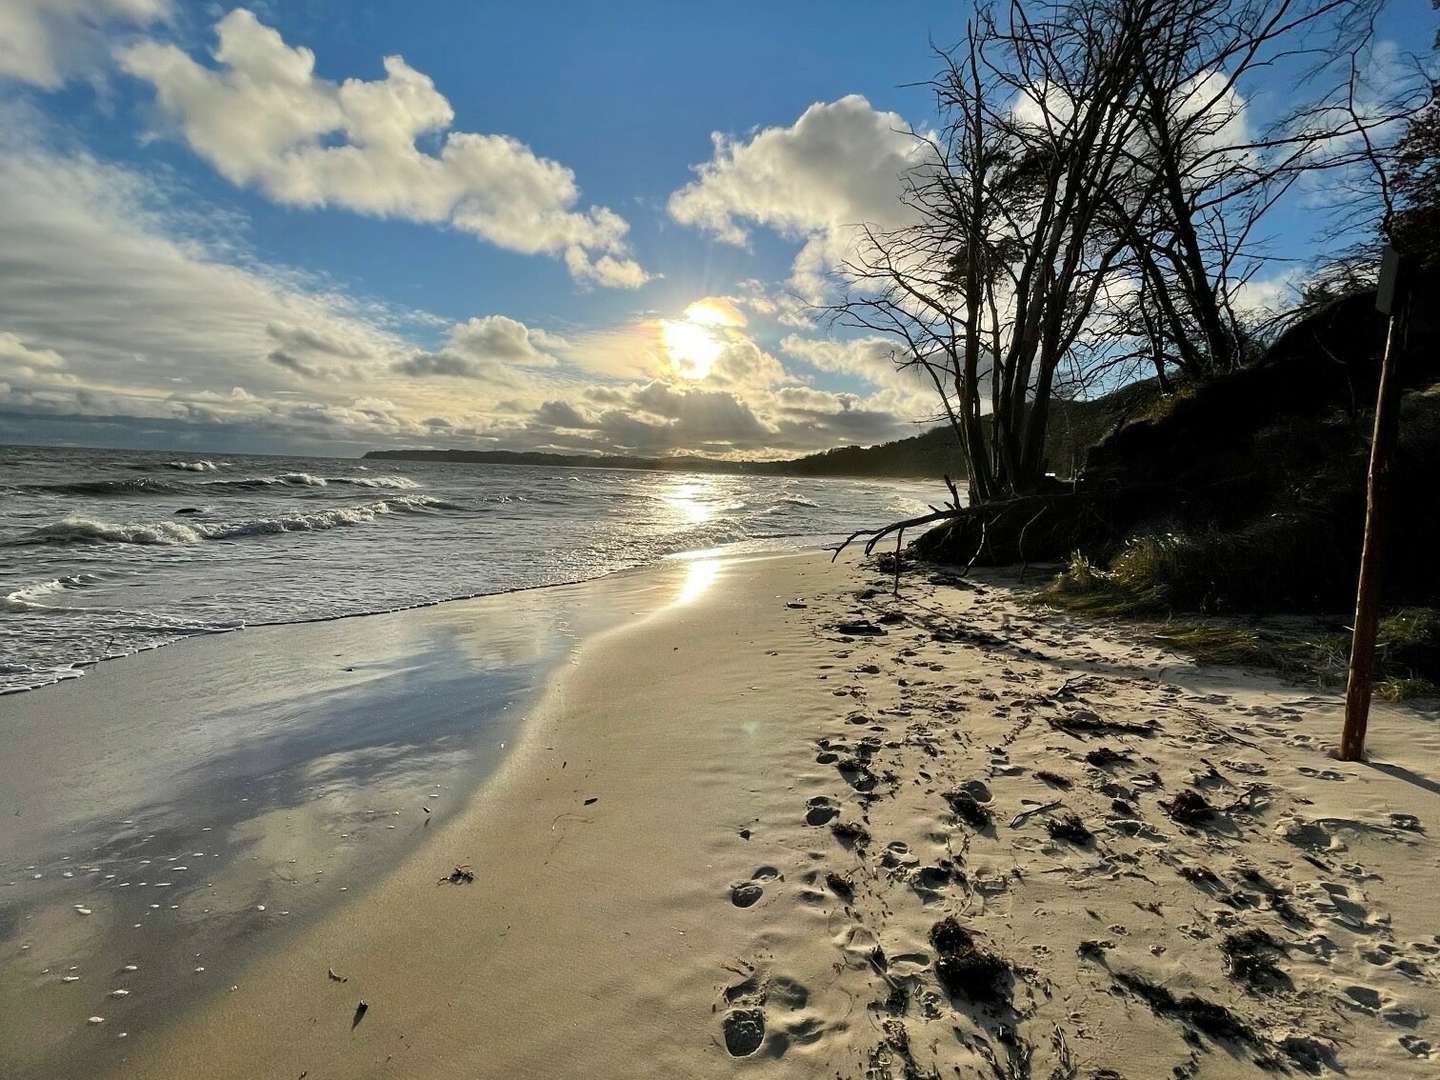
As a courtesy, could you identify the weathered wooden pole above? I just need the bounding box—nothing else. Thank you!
[1338,246,1410,762]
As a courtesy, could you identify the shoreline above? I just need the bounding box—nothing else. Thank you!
[0,553,743,1078]
[0,552,739,699]
[4,550,1438,1078]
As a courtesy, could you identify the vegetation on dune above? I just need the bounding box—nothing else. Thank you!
[825,2,1439,695]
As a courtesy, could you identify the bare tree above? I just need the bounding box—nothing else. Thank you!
[832,0,1151,503]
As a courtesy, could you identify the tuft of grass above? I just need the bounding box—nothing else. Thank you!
[1378,608,1440,673]
[1378,676,1440,702]
[1151,625,1348,684]
[1036,550,1167,616]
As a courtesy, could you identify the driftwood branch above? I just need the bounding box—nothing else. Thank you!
[1017,506,1049,583]
[830,507,964,561]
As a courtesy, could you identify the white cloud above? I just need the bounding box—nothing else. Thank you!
[0,109,930,458]
[0,0,169,88]
[390,315,565,381]
[447,316,563,367]
[0,124,409,402]
[780,334,927,400]
[1229,269,1305,316]
[117,9,649,288]
[667,95,931,299]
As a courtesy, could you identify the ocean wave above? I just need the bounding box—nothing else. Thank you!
[331,475,418,489]
[21,477,185,497]
[2,577,70,612]
[10,496,453,547]
[21,473,420,497]
[651,519,754,555]
[166,460,218,472]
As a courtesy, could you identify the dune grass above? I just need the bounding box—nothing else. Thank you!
[1034,552,1439,700]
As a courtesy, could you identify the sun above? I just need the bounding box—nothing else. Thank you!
[661,319,723,379]
[659,299,745,381]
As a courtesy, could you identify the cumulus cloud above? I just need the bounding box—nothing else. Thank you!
[0,109,932,458]
[391,314,561,380]
[532,399,591,429]
[0,0,169,88]
[447,315,563,366]
[117,9,650,288]
[668,95,931,299]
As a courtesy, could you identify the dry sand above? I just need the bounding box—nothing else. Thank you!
[27,551,1440,1077]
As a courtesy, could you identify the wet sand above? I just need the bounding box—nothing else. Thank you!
[0,558,712,1078]
[5,551,1439,1078]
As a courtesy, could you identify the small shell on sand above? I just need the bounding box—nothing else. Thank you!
[61,976,80,983]
[194,966,205,973]
[74,906,92,916]
[87,1017,104,1025]
[109,989,130,998]
[122,964,139,972]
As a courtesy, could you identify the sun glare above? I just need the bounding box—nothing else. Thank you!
[659,297,745,380]
[661,318,724,380]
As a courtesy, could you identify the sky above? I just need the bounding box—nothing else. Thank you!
[0,0,1431,458]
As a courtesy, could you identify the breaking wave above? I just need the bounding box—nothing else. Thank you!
[11,496,454,547]
[22,473,420,497]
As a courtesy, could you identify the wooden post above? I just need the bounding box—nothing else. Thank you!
[1338,247,1409,762]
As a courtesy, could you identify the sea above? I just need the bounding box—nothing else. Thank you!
[0,445,937,695]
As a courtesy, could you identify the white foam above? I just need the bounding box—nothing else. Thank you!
[340,475,419,489]
[20,518,205,546]
[15,497,446,547]
[2,578,68,611]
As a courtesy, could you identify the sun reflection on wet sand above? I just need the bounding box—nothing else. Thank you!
[675,558,722,605]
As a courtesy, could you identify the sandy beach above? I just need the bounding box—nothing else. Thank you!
[4,550,1439,1079]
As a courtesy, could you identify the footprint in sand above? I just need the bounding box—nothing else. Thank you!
[730,866,781,908]
[720,971,816,1058]
[805,797,840,826]
[909,865,954,903]
[1399,1035,1434,1058]
[1222,759,1268,775]
[881,841,919,869]
[1341,984,1384,1013]
[1308,881,1384,933]
[722,1008,766,1056]
[1297,766,1350,781]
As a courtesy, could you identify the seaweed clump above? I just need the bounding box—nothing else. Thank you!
[944,790,993,828]
[1113,971,1256,1045]
[1046,813,1094,844]
[930,917,1009,1004]
[1220,929,1291,992]
[1161,789,1217,826]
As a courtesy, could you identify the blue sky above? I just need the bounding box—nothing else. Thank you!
[0,0,1432,456]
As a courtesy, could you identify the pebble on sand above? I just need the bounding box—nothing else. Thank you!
[87,1017,104,1025]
